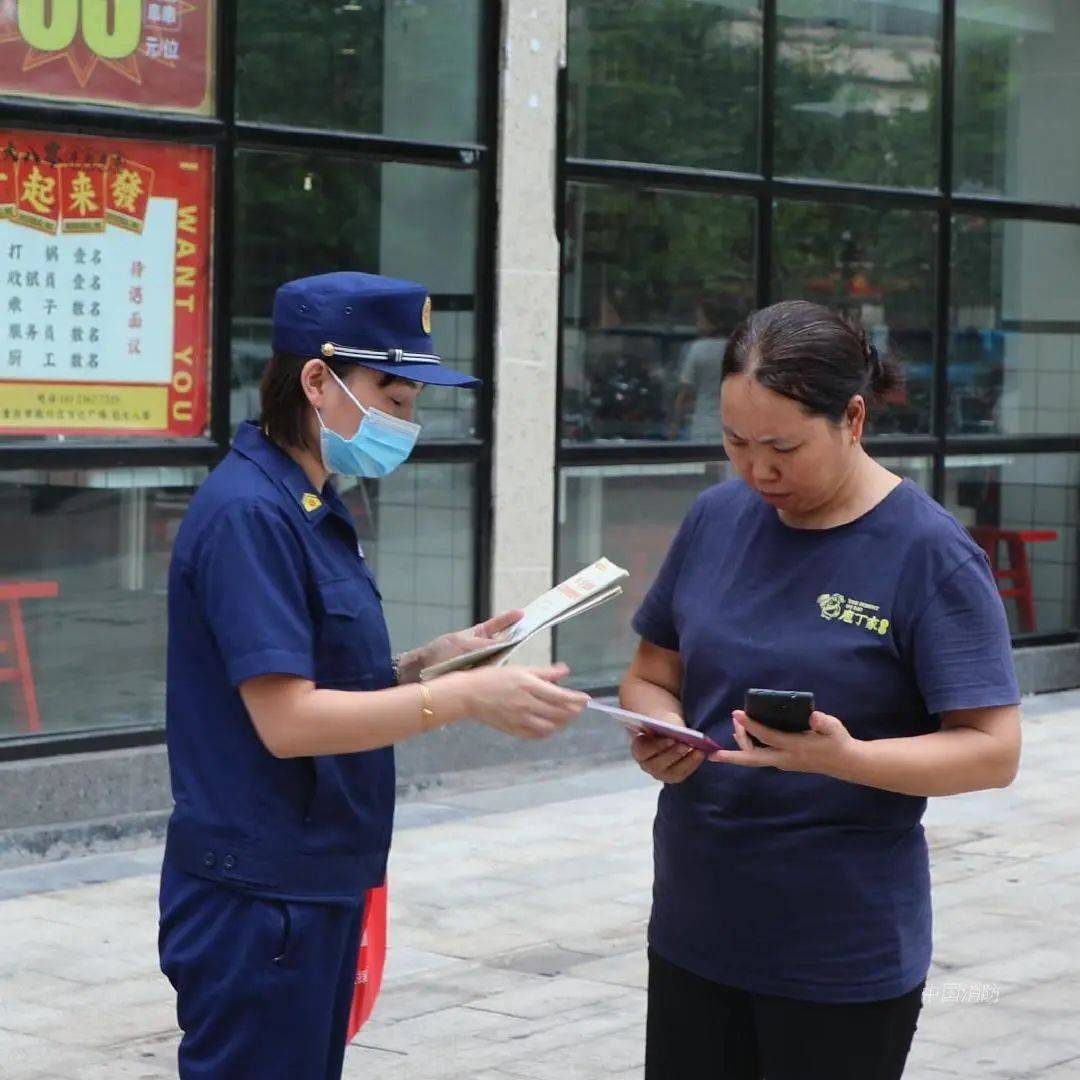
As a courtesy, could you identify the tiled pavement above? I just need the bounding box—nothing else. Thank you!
[2,692,1079,1079]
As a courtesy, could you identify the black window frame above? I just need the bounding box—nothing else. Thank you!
[556,0,1080,697]
[0,2,501,761]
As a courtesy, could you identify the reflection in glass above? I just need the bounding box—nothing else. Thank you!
[236,0,482,143]
[567,0,762,172]
[0,468,206,740]
[556,462,733,688]
[0,462,476,741]
[950,217,1080,436]
[944,455,1079,635]
[562,184,756,443]
[775,0,941,188]
[231,151,479,441]
[955,2,1080,205]
[772,200,936,434]
[336,463,475,655]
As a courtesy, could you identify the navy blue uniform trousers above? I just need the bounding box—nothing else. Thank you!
[159,860,364,1079]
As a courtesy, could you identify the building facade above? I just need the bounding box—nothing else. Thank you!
[2,0,1079,861]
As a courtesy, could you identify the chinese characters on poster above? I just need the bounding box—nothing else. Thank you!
[1,129,213,437]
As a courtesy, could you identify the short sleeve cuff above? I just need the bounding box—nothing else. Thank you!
[632,608,679,652]
[227,649,316,688]
[923,684,1021,716]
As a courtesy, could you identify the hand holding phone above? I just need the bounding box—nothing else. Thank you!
[743,689,814,745]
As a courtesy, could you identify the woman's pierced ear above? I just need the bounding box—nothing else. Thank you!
[847,399,863,446]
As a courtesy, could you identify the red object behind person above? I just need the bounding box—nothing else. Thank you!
[346,881,388,1041]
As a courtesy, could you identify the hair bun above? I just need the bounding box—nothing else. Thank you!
[863,339,903,400]
[866,342,881,376]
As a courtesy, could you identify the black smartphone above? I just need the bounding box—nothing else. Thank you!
[744,689,815,734]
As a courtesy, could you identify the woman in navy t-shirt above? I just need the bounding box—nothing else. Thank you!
[622,300,1021,1080]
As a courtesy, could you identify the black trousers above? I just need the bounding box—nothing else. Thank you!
[645,949,923,1080]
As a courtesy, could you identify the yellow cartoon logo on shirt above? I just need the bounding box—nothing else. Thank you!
[301,493,322,513]
[817,593,890,636]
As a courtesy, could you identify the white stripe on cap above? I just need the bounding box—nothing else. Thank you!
[321,342,441,365]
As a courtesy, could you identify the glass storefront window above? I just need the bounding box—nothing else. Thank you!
[0,467,206,740]
[944,454,1080,636]
[567,0,762,173]
[337,463,475,654]
[950,217,1080,436]
[558,2,1080,668]
[236,0,482,143]
[955,2,1080,206]
[555,462,733,688]
[231,150,479,442]
[772,200,937,435]
[0,461,474,741]
[562,183,756,444]
[775,0,941,188]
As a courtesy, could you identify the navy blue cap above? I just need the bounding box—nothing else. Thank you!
[271,271,480,388]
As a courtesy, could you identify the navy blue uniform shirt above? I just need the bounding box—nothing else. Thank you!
[163,421,395,904]
[633,478,1020,1002]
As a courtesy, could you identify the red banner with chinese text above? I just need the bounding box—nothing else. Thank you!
[0,1,214,115]
[0,128,213,438]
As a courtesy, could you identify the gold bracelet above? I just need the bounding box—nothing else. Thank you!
[418,683,436,732]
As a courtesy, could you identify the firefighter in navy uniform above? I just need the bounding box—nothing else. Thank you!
[159,272,587,1079]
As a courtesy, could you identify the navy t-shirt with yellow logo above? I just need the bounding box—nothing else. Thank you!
[632,478,1020,1003]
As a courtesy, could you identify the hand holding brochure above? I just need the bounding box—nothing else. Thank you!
[419,557,629,681]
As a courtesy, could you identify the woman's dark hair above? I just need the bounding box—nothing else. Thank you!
[721,300,904,423]
[259,353,411,452]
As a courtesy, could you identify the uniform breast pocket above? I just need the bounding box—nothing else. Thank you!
[314,577,391,688]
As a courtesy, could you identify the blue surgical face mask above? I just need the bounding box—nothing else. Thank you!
[316,368,421,478]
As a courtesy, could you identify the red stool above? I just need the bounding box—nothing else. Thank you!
[969,528,1057,633]
[0,581,59,733]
